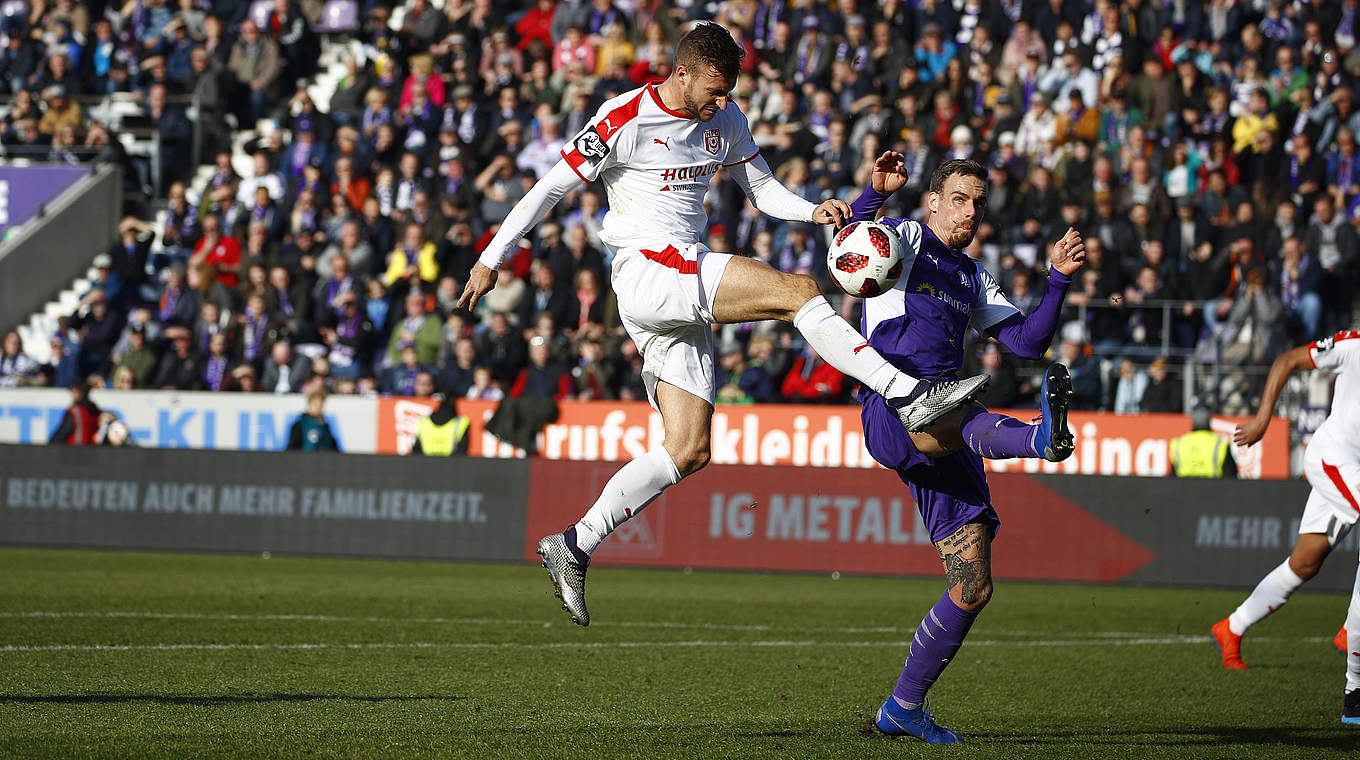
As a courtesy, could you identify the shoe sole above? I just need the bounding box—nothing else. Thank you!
[536,539,588,627]
[1342,715,1360,725]
[905,375,990,431]
[1041,365,1075,461]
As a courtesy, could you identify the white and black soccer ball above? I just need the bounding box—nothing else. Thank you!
[826,220,904,298]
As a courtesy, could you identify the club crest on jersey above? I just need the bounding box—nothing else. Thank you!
[574,127,609,161]
[704,128,720,155]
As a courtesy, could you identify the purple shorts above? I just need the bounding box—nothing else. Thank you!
[861,391,1000,545]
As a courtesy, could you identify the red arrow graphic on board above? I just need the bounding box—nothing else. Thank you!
[986,474,1156,583]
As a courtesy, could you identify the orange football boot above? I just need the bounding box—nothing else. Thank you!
[1336,626,1349,654]
[1211,618,1249,670]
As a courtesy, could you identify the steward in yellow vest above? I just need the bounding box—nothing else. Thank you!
[1170,408,1237,478]
[411,399,470,456]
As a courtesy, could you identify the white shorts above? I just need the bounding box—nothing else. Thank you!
[608,242,732,408]
[1299,439,1360,546]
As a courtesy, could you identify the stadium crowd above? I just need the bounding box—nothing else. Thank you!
[2,0,1359,415]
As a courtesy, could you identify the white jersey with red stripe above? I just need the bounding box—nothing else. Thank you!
[560,83,761,249]
[1309,329,1360,457]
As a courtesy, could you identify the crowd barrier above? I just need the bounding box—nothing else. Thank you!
[0,389,1291,479]
[0,445,1348,593]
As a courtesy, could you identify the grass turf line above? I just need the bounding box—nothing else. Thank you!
[0,548,1355,759]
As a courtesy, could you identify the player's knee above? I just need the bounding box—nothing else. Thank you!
[1289,556,1322,580]
[670,443,710,477]
[779,275,823,321]
[950,578,993,612]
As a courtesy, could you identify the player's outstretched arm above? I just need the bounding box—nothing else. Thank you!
[983,228,1085,359]
[457,160,584,310]
[848,151,908,222]
[725,152,823,224]
[1234,344,1312,446]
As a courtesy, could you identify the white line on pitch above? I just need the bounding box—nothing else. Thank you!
[0,611,1215,638]
[0,635,1332,654]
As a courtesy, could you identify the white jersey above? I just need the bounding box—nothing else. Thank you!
[560,83,762,249]
[1309,329,1360,458]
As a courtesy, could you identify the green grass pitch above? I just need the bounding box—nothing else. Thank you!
[0,547,1356,758]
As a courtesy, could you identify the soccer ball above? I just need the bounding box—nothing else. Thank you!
[826,220,905,298]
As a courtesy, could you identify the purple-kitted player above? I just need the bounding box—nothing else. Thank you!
[850,153,1088,744]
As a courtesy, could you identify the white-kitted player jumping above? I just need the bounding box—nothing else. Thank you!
[457,23,987,626]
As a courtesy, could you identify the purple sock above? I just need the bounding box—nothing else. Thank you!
[960,408,1039,459]
[891,593,981,706]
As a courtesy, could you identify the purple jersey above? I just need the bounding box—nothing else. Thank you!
[860,218,1020,381]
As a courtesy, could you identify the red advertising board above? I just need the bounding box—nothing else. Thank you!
[523,460,1157,582]
[378,398,1290,479]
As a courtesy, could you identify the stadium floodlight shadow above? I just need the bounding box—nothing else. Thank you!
[962,726,1358,750]
[0,693,467,706]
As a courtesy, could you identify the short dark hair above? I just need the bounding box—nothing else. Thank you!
[675,22,743,81]
[928,159,987,195]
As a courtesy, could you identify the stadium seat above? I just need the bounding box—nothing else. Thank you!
[314,0,358,34]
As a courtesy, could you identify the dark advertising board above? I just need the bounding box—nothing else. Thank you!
[0,445,529,562]
[524,461,1353,593]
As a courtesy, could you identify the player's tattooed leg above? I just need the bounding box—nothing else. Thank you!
[936,522,993,610]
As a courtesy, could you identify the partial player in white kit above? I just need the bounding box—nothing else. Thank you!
[1208,329,1360,724]
[457,23,987,626]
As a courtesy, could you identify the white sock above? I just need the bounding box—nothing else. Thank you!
[792,296,916,397]
[574,448,682,556]
[1347,563,1360,693]
[1228,559,1305,635]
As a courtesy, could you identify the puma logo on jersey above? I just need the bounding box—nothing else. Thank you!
[924,253,939,266]
[653,137,671,150]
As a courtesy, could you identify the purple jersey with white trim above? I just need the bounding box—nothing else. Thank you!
[861,218,1020,381]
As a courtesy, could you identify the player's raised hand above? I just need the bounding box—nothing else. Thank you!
[457,261,498,311]
[1233,415,1269,447]
[870,151,908,194]
[1050,227,1087,276]
[812,198,852,226]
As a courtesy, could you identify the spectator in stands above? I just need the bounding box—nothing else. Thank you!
[37,85,82,136]
[69,285,124,376]
[437,335,478,399]
[1304,193,1359,331]
[386,290,441,367]
[780,346,845,404]
[716,341,775,405]
[1140,357,1182,413]
[518,262,577,334]
[268,0,319,86]
[0,330,39,387]
[191,214,243,289]
[974,342,1023,409]
[381,343,428,396]
[112,323,157,388]
[152,326,203,390]
[1058,337,1104,410]
[1110,358,1149,414]
[201,332,235,391]
[235,292,284,367]
[228,19,283,123]
[286,391,340,451]
[510,334,573,400]
[1272,236,1323,339]
[383,222,439,286]
[260,338,310,393]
